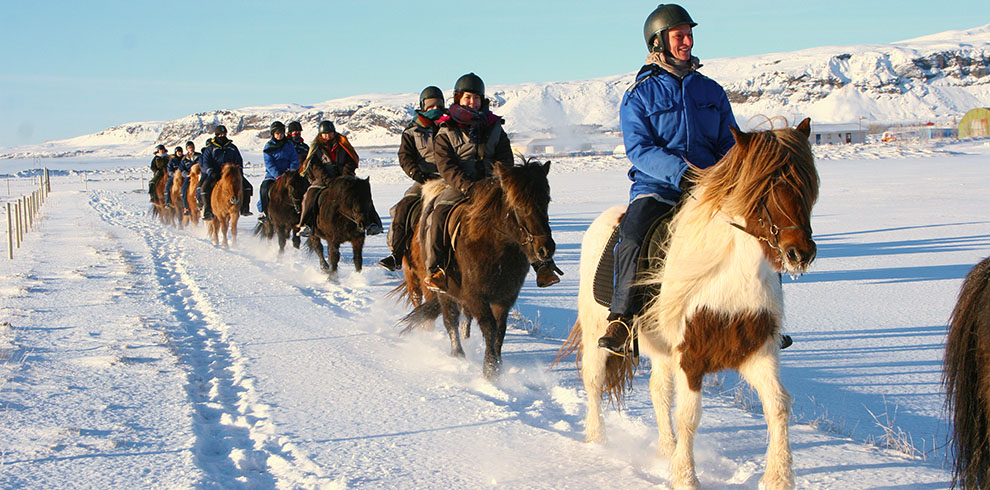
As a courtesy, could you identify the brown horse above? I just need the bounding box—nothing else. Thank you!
[399,159,555,379]
[150,174,174,225]
[208,163,242,248]
[185,164,201,227]
[306,175,381,275]
[560,119,818,489]
[944,256,990,490]
[254,169,307,253]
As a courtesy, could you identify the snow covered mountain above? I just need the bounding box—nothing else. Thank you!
[3,24,988,159]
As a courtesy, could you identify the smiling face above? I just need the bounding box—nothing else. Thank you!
[665,24,694,61]
[459,92,482,110]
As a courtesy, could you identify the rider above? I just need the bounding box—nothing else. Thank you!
[199,125,245,221]
[378,86,446,272]
[179,141,199,215]
[422,73,562,292]
[148,144,169,203]
[287,121,309,166]
[597,4,742,354]
[163,146,185,207]
[296,121,359,237]
[258,121,300,221]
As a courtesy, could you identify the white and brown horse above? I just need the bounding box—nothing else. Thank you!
[561,119,818,489]
[208,163,242,248]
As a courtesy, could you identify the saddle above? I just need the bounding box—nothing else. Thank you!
[592,208,675,309]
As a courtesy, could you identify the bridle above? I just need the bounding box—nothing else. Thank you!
[727,198,811,257]
[501,208,548,247]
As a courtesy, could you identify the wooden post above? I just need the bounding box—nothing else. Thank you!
[15,200,21,247]
[6,203,12,259]
[28,193,34,230]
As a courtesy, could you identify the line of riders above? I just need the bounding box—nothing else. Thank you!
[147,2,792,355]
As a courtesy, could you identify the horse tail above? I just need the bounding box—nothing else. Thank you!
[552,318,583,370]
[252,220,273,240]
[945,256,990,490]
[397,297,441,335]
[386,282,412,304]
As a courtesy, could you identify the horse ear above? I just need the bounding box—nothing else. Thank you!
[730,125,753,148]
[796,117,812,138]
[496,161,513,175]
[542,161,551,175]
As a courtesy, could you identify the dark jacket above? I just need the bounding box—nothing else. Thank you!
[434,111,512,195]
[167,155,184,174]
[301,134,358,186]
[291,137,309,165]
[263,138,300,180]
[398,114,441,184]
[620,63,736,203]
[201,137,243,177]
[150,155,169,174]
[180,152,200,176]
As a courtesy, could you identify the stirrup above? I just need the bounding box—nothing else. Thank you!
[378,255,400,272]
[299,225,312,237]
[598,318,633,356]
[423,268,448,292]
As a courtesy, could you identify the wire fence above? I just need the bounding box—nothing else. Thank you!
[4,169,51,260]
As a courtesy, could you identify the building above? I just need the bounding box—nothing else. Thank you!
[958,108,990,139]
[809,122,867,145]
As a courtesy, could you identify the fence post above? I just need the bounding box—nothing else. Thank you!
[6,203,12,259]
[28,193,34,230]
[15,200,21,247]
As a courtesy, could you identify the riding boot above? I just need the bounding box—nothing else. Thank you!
[202,183,214,221]
[378,254,400,272]
[424,265,448,292]
[598,313,633,355]
[533,259,563,287]
[780,334,793,350]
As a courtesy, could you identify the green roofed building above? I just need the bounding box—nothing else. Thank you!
[958,108,990,139]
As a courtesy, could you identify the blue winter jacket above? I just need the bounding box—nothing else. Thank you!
[262,138,300,180]
[620,64,736,203]
[201,138,243,178]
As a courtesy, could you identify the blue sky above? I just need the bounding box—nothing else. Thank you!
[1,0,986,148]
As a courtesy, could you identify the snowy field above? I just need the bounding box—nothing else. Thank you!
[1,139,988,488]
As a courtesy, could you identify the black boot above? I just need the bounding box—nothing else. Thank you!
[780,334,793,350]
[378,254,400,271]
[598,314,633,355]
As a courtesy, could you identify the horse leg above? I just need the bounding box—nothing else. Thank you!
[491,303,510,364]
[460,314,472,339]
[328,242,341,274]
[310,237,330,272]
[580,335,608,443]
[221,217,230,249]
[472,304,501,380]
[439,295,464,357]
[276,227,287,254]
[650,352,677,456]
[669,358,701,490]
[738,348,794,490]
[352,235,365,272]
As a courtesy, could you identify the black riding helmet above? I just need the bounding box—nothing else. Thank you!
[287,121,303,133]
[174,146,183,154]
[214,125,228,136]
[155,144,166,153]
[318,121,335,135]
[643,4,696,52]
[453,73,484,97]
[270,121,286,135]
[419,85,444,110]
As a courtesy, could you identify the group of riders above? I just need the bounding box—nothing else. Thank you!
[148,4,791,356]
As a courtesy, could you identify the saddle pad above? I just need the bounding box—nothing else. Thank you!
[592,209,675,308]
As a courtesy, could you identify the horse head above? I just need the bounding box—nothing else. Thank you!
[494,159,555,263]
[332,176,377,232]
[711,118,819,275]
[283,169,307,213]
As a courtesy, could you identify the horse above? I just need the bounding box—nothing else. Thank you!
[944,256,990,490]
[150,173,174,225]
[208,163,243,248]
[185,164,201,227]
[559,119,818,489]
[399,159,555,379]
[253,169,307,254]
[306,175,381,275]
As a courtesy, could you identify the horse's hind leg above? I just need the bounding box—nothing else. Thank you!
[738,348,794,490]
[328,242,341,274]
[650,352,676,456]
[580,336,608,443]
[669,359,702,490]
[439,295,464,357]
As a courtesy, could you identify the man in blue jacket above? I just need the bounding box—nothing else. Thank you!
[598,4,737,354]
[258,121,300,221]
[200,125,248,221]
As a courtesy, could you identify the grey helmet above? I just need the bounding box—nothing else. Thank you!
[287,121,303,133]
[318,121,335,134]
[643,4,696,52]
[453,73,485,97]
[419,86,444,110]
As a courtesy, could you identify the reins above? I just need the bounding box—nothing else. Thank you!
[726,200,810,257]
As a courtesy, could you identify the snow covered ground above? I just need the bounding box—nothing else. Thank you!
[1,138,988,488]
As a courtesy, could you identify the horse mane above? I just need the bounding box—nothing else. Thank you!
[696,126,819,221]
[463,159,550,232]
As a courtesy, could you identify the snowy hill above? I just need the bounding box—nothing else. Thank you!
[2,25,988,159]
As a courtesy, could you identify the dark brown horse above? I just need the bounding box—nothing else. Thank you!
[306,175,381,275]
[254,169,307,253]
[208,163,242,248]
[399,159,555,379]
[944,256,990,490]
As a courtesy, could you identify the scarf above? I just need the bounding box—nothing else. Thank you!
[446,104,497,143]
[646,51,701,79]
[264,137,290,154]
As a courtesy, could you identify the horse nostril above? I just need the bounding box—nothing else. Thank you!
[786,247,801,264]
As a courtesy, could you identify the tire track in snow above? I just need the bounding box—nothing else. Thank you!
[89,191,332,487]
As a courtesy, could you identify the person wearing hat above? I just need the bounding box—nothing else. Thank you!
[296,121,361,237]
[199,125,251,220]
[178,141,200,215]
[258,121,300,221]
[378,86,446,271]
[287,121,309,166]
[163,146,185,207]
[422,73,562,292]
[596,4,748,355]
[149,144,170,203]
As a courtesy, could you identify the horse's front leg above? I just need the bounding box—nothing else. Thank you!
[669,355,701,490]
[439,295,464,357]
[328,242,341,274]
[276,226,287,254]
[739,346,794,490]
[351,235,365,272]
[310,237,330,272]
[650,351,676,457]
[490,303,512,373]
[473,304,501,380]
